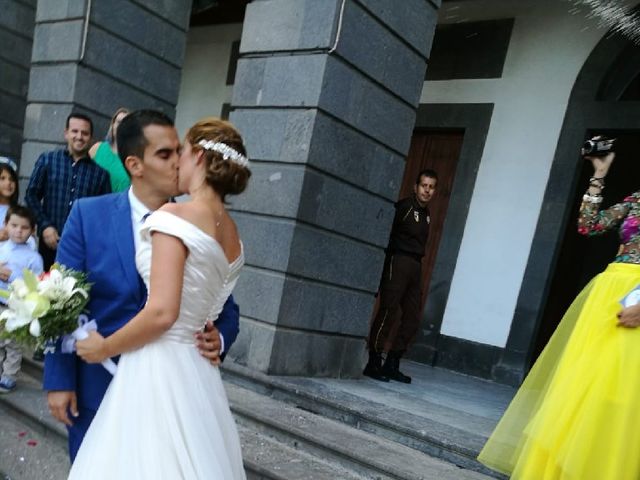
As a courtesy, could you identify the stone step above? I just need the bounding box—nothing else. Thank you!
[15,358,497,480]
[0,370,373,479]
[221,360,504,479]
[227,382,491,480]
[239,425,365,480]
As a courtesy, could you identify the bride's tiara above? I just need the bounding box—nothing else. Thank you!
[197,140,249,167]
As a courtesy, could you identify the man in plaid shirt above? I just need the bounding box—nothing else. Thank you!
[26,113,111,270]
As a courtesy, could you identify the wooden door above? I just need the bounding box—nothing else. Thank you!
[401,130,463,305]
[371,129,463,348]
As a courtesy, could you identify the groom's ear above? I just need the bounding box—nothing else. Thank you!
[125,155,143,178]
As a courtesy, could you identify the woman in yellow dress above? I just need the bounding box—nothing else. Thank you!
[478,146,640,479]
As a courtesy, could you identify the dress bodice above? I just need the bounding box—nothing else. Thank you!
[578,191,640,264]
[136,210,243,344]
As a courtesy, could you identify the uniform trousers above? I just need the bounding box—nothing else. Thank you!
[368,253,422,353]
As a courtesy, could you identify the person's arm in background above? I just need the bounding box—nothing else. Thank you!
[578,152,629,236]
[25,154,53,232]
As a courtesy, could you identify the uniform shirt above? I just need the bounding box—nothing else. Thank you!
[387,196,431,259]
[25,149,111,234]
[0,240,44,300]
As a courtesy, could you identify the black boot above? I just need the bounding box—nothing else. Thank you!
[363,351,390,382]
[383,351,411,384]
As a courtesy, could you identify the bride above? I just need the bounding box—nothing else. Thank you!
[69,118,251,479]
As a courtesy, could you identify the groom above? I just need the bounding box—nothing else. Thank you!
[43,110,240,461]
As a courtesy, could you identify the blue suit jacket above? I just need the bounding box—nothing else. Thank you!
[43,192,240,411]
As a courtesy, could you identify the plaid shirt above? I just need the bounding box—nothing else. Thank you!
[25,148,111,233]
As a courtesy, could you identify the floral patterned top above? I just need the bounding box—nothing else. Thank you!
[578,191,640,264]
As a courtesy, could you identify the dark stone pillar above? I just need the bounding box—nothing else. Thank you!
[229,0,440,377]
[0,0,36,162]
[20,0,192,187]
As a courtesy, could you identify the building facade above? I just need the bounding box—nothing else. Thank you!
[3,0,639,385]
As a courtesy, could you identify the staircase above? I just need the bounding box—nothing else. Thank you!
[0,358,498,480]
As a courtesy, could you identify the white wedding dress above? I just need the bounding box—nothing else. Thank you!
[69,211,246,479]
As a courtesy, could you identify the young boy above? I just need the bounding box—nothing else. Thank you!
[0,205,44,392]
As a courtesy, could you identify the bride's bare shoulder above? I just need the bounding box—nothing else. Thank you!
[158,202,189,218]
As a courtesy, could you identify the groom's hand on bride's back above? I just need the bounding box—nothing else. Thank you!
[47,390,79,426]
[195,321,222,366]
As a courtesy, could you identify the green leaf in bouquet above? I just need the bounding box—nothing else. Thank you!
[0,289,9,299]
[22,268,39,292]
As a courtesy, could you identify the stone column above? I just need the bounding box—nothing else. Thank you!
[230,0,440,377]
[20,0,192,188]
[0,0,36,162]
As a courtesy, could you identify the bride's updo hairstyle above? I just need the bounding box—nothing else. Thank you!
[186,117,251,200]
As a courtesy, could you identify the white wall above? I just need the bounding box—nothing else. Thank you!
[426,1,609,346]
[175,23,243,138]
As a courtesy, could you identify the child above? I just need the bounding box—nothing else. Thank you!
[0,157,36,249]
[0,157,20,241]
[0,205,44,393]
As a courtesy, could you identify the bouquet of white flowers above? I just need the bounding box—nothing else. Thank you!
[0,264,91,349]
[0,264,117,375]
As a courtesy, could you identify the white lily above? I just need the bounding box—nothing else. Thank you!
[10,278,29,299]
[38,269,87,301]
[1,297,37,332]
[29,318,41,337]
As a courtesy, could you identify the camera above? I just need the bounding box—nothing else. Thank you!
[582,137,615,156]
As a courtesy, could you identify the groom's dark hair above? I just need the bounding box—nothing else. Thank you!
[117,109,174,167]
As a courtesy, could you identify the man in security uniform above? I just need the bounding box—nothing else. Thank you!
[364,169,437,383]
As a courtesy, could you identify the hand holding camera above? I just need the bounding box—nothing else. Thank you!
[582,136,615,177]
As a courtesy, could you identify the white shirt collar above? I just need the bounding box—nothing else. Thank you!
[3,239,23,250]
[128,187,150,226]
[128,187,152,254]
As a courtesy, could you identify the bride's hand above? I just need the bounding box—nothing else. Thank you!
[76,331,109,363]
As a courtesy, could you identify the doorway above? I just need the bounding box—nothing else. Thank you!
[400,130,463,303]
[534,131,640,361]
[372,129,463,350]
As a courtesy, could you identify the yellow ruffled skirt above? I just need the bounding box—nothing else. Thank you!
[478,263,640,480]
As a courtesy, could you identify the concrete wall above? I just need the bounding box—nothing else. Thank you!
[227,0,440,377]
[0,0,36,162]
[20,0,192,190]
[425,0,609,347]
[174,23,242,137]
